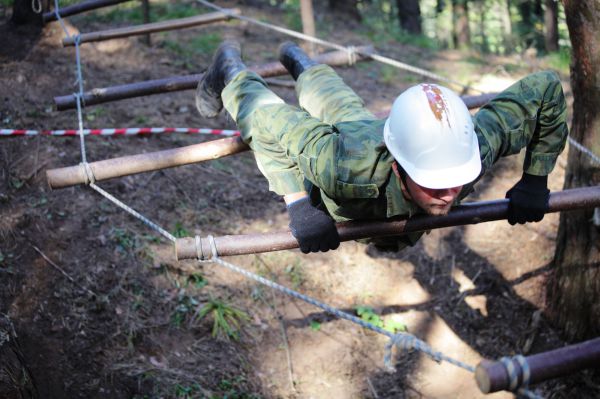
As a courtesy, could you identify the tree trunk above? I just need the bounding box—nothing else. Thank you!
[501,0,514,53]
[396,0,422,35]
[11,0,43,25]
[452,0,470,48]
[548,0,600,341]
[544,0,559,52]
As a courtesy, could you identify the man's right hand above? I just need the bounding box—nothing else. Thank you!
[287,197,340,253]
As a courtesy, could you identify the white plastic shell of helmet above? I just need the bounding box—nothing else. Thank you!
[383,83,481,189]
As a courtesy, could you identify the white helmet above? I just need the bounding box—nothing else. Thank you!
[383,83,481,189]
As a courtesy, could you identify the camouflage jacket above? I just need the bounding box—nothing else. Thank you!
[222,68,568,248]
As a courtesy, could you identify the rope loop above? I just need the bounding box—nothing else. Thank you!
[207,234,218,259]
[79,162,96,184]
[515,354,531,390]
[31,0,42,14]
[195,235,205,260]
[500,356,519,391]
[346,46,357,66]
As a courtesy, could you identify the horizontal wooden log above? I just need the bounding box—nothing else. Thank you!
[43,0,131,23]
[46,136,248,189]
[175,186,600,260]
[62,9,241,46]
[53,46,374,111]
[475,337,600,394]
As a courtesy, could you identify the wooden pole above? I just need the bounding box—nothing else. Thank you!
[141,0,151,46]
[61,9,241,46]
[300,0,316,56]
[46,136,248,189]
[43,0,131,23]
[475,337,600,394]
[174,186,600,259]
[53,46,374,111]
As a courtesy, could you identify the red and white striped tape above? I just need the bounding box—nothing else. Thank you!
[0,127,240,136]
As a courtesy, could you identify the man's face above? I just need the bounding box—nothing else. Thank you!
[404,174,462,216]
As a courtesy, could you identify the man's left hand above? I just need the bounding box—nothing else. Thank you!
[505,173,550,225]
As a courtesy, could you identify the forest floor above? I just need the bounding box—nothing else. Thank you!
[1,1,599,398]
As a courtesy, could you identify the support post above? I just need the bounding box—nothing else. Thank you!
[475,337,600,394]
[53,46,374,110]
[43,0,131,23]
[141,0,150,46]
[174,187,600,260]
[300,0,316,56]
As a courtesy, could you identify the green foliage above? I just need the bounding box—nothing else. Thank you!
[174,382,204,399]
[111,228,136,252]
[189,33,222,56]
[545,47,571,73]
[355,306,407,334]
[171,221,189,238]
[197,297,249,341]
[171,290,200,328]
[187,272,208,289]
[214,376,262,399]
[310,320,321,331]
[284,260,304,288]
[161,32,222,69]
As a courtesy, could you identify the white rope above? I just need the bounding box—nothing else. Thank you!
[568,136,600,165]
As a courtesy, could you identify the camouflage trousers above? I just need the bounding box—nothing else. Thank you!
[222,64,376,196]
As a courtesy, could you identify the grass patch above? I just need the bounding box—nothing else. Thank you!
[196,297,249,341]
[544,47,571,74]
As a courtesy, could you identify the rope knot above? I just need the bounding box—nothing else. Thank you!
[384,333,416,371]
[500,355,531,393]
[79,162,96,184]
[345,46,357,66]
[196,235,219,262]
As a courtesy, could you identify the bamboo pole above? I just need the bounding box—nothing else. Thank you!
[46,90,497,189]
[46,136,248,189]
[175,186,600,260]
[43,0,131,23]
[475,337,600,394]
[61,9,241,46]
[53,46,374,111]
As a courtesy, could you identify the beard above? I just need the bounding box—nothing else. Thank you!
[422,203,453,216]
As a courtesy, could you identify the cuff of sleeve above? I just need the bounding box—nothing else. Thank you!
[523,150,560,176]
[267,170,306,196]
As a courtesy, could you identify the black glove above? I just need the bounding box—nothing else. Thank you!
[505,173,550,225]
[287,197,340,253]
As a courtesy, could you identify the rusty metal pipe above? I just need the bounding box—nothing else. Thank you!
[62,9,241,46]
[43,0,131,23]
[175,186,600,260]
[475,337,600,394]
[53,46,374,111]
[46,136,248,189]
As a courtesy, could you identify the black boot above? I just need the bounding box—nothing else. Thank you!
[278,41,318,81]
[196,40,246,118]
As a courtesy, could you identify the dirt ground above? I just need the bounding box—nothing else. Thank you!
[1,1,599,398]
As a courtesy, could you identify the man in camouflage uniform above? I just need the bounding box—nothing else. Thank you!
[195,41,568,254]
